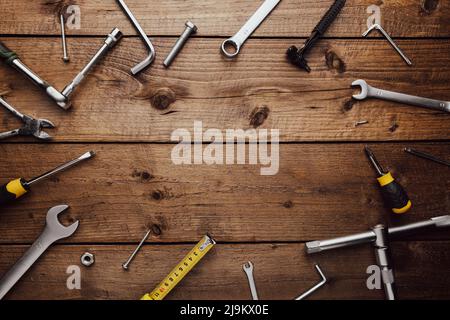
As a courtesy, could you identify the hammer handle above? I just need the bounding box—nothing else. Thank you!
[0,41,18,65]
[314,0,346,35]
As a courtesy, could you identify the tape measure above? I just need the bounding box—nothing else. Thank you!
[141,234,216,300]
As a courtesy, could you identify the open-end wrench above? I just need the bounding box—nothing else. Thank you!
[221,0,281,58]
[352,79,450,113]
[243,261,259,300]
[0,205,79,299]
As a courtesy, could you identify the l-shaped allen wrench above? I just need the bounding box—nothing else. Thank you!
[117,0,156,75]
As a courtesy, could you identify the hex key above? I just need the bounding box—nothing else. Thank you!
[117,0,156,75]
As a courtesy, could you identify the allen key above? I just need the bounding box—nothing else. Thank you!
[117,0,156,75]
[363,24,412,66]
[295,264,328,300]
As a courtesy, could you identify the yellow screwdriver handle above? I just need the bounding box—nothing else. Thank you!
[0,179,29,205]
[377,172,412,214]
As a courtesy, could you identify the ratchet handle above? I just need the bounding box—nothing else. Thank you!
[0,41,18,65]
[0,179,29,205]
[314,0,346,35]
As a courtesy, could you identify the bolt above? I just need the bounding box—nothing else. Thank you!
[163,21,197,68]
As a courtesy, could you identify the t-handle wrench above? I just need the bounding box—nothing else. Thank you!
[221,0,281,58]
[0,205,79,299]
[352,79,450,113]
[243,261,259,300]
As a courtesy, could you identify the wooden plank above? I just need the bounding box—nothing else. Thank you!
[0,143,449,243]
[1,242,449,300]
[0,0,449,37]
[1,38,449,142]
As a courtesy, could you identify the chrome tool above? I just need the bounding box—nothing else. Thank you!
[243,261,259,300]
[0,205,79,299]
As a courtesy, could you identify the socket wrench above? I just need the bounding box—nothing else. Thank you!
[0,28,122,110]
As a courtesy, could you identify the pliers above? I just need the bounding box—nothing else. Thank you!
[0,96,55,140]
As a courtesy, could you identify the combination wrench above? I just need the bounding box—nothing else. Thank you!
[221,0,281,58]
[352,79,450,113]
[243,261,259,300]
[0,205,79,299]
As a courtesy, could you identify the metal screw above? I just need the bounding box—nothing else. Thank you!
[60,14,70,63]
[163,21,197,68]
[122,229,151,270]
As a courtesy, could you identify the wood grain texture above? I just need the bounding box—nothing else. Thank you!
[1,242,450,300]
[0,0,448,37]
[0,143,449,243]
[0,38,449,142]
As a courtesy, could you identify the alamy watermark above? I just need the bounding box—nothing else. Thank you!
[171,121,280,176]
[65,5,81,30]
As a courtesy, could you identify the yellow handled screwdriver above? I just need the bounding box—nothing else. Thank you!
[0,151,95,205]
[364,147,412,214]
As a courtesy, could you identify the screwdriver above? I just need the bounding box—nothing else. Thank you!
[364,147,412,214]
[0,151,95,205]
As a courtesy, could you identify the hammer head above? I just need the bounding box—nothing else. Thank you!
[286,46,311,73]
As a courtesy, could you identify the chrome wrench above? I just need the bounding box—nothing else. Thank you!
[117,0,156,75]
[243,261,259,300]
[0,205,79,299]
[352,79,450,113]
[221,0,281,58]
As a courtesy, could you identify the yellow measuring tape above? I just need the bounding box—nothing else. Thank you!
[141,234,216,300]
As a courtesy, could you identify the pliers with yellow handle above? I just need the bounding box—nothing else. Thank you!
[0,96,55,140]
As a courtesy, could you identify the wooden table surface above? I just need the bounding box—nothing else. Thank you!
[0,0,449,300]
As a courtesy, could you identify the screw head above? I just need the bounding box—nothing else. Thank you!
[185,21,198,33]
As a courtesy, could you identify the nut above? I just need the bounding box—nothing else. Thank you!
[81,252,95,267]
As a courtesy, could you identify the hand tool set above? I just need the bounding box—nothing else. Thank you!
[0,0,449,301]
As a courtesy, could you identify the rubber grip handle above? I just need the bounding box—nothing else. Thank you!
[0,179,29,205]
[378,173,411,214]
[314,0,346,35]
[0,41,18,65]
